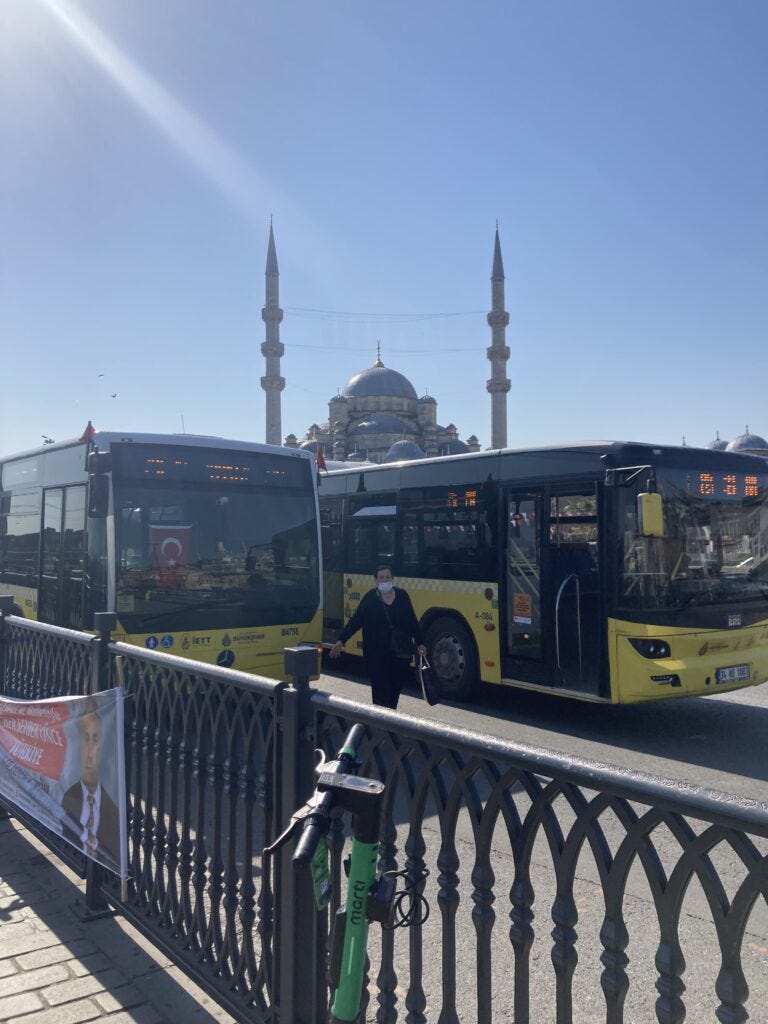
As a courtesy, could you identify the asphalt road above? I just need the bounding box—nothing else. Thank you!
[318,654,768,801]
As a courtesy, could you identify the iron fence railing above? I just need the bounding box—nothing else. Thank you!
[104,642,284,1023]
[310,696,768,1024]
[1,600,768,1023]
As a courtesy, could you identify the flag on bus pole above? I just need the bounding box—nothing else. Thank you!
[315,444,328,472]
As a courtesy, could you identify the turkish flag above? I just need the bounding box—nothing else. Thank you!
[150,525,192,586]
[315,444,327,472]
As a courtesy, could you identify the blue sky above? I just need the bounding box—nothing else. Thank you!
[1,0,766,457]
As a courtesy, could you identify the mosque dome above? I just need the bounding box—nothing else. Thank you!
[349,414,411,436]
[706,432,728,451]
[384,440,426,463]
[342,360,418,400]
[726,428,768,453]
[299,439,321,452]
[417,393,437,405]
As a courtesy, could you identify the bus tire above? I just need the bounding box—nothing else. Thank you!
[424,616,478,701]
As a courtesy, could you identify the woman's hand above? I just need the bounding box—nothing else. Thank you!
[417,644,427,658]
[329,641,344,659]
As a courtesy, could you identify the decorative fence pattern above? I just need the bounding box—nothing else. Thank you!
[1,599,768,1023]
[311,699,768,1024]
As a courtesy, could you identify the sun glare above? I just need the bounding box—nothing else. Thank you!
[35,0,289,225]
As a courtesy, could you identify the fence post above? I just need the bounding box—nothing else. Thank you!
[82,611,117,915]
[0,597,13,820]
[0,596,14,694]
[275,645,322,1024]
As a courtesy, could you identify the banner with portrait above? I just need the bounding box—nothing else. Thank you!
[0,689,128,878]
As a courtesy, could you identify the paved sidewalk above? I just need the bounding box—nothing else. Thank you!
[0,815,237,1024]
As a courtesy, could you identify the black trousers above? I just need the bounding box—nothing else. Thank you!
[368,653,414,709]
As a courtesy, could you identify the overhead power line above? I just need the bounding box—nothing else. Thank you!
[284,306,485,323]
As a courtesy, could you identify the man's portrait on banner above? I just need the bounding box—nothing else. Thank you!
[60,696,122,875]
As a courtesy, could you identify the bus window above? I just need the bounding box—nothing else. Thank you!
[0,490,41,592]
[400,486,495,581]
[506,496,542,657]
[346,496,396,574]
[39,489,64,625]
[61,485,86,630]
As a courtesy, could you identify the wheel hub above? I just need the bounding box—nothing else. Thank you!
[433,633,465,681]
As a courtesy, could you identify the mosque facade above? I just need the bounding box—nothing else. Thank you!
[260,226,510,463]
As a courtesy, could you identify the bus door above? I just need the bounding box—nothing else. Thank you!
[547,490,602,693]
[321,498,344,642]
[502,492,549,684]
[39,485,87,630]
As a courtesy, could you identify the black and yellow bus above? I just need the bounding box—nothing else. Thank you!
[318,441,768,703]
[0,430,321,679]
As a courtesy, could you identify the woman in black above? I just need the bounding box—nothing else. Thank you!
[329,565,426,709]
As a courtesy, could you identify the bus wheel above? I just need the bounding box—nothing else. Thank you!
[425,616,478,701]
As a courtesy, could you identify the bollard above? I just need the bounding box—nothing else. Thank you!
[81,612,118,917]
[275,645,323,1023]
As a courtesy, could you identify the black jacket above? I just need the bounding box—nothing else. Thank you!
[338,587,422,662]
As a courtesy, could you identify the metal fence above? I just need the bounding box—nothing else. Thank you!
[1,601,768,1023]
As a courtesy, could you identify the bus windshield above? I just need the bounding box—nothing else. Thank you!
[112,446,319,633]
[619,465,768,615]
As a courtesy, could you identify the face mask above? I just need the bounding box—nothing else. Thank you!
[377,581,394,593]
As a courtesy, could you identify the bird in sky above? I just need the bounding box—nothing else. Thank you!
[42,435,54,445]
[111,393,117,398]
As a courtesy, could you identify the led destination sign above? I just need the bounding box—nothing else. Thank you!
[694,472,765,500]
[110,444,311,488]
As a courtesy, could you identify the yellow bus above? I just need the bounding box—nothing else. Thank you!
[318,441,768,703]
[0,429,321,679]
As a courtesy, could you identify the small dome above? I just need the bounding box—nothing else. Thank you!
[329,393,347,404]
[342,365,417,400]
[349,414,411,436]
[438,439,470,456]
[384,440,426,463]
[706,432,728,451]
[299,440,321,452]
[726,428,768,453]
[418,393,437,404]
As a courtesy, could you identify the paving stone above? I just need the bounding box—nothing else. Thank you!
[6,999,102,1024]
[0,928,58,960]
[43,969,127,1006]
[102,1008,164,1024]
[0,958,17,979]
[15,938,97,971]
[0,962,70,996]
[92,984,148,1013]
[0,990,45,1017]
[69,952,113,977]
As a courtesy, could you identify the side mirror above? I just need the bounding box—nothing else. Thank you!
[637,492,664,538]
[88,475,109,518]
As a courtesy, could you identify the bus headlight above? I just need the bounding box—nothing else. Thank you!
[629,638,671,659]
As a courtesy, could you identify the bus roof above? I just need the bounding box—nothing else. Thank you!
[320,439,768,478]
[0,431,314,465]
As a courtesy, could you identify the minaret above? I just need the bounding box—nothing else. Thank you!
[261,221,285,446]
[486,225,510,449]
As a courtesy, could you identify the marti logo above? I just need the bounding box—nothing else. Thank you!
[350,878,367,926]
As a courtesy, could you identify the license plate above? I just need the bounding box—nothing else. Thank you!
[716,664,750,684]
